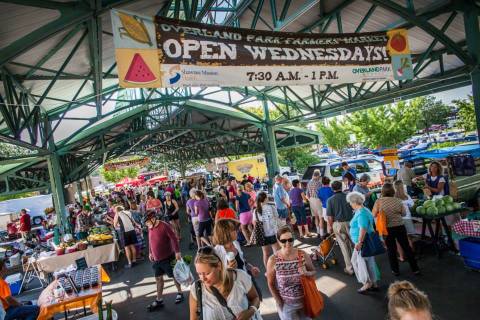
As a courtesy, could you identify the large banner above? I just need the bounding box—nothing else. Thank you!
[111,9,413,88]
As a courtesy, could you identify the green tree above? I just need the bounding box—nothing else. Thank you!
[99,166,139,183]
[315,119,351,151]
[347,101,418,148]
[278,146,320,174]
[147,156,207,178]
[410,96,451,132]
[453,95,476,132]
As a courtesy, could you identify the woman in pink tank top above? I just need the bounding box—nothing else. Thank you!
[266,226,316,320]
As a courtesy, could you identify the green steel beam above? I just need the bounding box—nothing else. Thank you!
[224,0,256,26]
[355,4,376,32]
[269,0,278,28]
[0,2,91,67]
[279,0,292,21]
[88,0,103,119]
[366,0,474,66]
[262,99,279,179]
[300,0,354,33]
[24,24,84,80]
[276,68,471,124]
[336,11,343,33]
[47,154,68,232]
[0,154,48,166]
[274,0,319,31]
[0,186,50,197]
[462,0,480,140]
[37,30,87,106]
[250,0,264,29]
[414,11,457,74]
[195,0,215,22]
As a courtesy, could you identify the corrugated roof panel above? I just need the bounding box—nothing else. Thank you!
[0,4,59,49]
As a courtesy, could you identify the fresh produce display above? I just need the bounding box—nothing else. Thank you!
[415,195,464,217]
[87,226,114,245]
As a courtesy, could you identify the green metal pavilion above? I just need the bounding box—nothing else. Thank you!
[1,0,480,229]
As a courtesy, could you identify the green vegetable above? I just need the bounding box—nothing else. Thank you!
[423,200,434,208]
[437,206,446,215]
[426,206,438,216]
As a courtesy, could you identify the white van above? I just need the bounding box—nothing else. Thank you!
[301,157,385,188]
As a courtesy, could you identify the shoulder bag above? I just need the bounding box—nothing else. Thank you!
[361,216,386,257]
[375,199,388,236]
[195,280,203,320]
[297,251,324,318]
[250,209,265,247]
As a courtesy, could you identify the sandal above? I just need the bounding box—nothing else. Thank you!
[175,292,184,304]
[147,299,164,311]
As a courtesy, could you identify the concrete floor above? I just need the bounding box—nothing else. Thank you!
[19,212,480,319]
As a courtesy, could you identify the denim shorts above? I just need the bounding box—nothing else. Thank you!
[292,206,307,225]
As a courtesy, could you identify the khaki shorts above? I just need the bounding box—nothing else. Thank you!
[309,198,322,217]
[191,216,200,236]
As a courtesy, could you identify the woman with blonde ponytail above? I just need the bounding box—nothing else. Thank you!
[388,281,432,320]
[189,247,261,320]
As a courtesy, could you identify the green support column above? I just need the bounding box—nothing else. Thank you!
[45,118,68,233]
[262,99,280,180]
[463,0,480,141]
[76,181,83,204]
[47,154,68,233]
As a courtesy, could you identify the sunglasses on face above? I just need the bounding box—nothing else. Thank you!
[279,238,294,244]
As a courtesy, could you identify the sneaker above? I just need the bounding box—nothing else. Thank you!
[124,264,132,269]
[175,292,184,304]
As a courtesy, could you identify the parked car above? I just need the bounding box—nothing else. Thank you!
[302,157,384,189]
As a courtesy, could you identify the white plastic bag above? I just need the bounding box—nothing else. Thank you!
[173,259,194,288]
[351,249,369,284]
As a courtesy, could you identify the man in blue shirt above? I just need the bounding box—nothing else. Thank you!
[273,175,289,224]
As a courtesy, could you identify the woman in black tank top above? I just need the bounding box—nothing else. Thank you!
[164,192,181,239]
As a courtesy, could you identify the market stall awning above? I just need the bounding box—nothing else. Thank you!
[147,175,168,184]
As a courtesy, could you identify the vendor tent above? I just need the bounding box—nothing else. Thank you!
[147,176,168,185]
[405,144,480,160]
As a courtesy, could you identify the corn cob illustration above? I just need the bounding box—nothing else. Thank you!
[117,12,152,46]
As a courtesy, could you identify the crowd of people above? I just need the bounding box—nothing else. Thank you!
[0,160,447,320]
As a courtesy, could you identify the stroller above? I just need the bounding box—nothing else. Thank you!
[311,233,338,269]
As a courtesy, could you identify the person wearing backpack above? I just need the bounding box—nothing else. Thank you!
[189,247,261,320]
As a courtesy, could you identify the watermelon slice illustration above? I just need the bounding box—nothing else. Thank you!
[124,53,157,84]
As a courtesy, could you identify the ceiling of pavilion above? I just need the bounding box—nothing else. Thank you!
[0,0,479,194]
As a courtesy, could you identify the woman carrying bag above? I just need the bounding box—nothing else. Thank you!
[189,246,262,320]
[251,192,280,270]
[267,226,321,320]
[347,192,381,294]
[373,184,420,276]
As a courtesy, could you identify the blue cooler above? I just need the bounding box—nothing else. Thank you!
[459,237,480,270]
[5,273,22,296]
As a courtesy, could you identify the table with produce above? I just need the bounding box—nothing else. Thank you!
[36,227,119,273]
[413,195,470,256]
